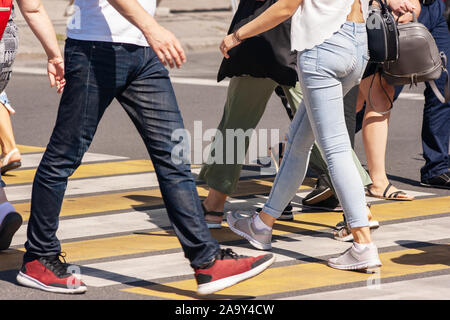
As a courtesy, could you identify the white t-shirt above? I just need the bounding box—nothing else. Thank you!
[291,0,369,52]
[67,0,156,47]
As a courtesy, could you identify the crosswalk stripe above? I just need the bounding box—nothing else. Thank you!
[3,160,158,185]
[13,177,316,222]
[10,209,168,246]
[281,274,450,300]
[4,168,204,202]
[122,243,450,300]
[3,195,449,273]
[16,145,45,154]
[3,146,448,299]
[18,152,128,170]
[11,191,447,247]
[79,216,450,288]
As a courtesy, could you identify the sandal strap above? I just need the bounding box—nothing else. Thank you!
[1,148,19,166]
[336,225,351,238]
[387,190,407,198]
[382,183,394,198]
[201,202,223,217]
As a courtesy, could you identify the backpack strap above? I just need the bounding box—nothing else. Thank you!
[428,53,450,104]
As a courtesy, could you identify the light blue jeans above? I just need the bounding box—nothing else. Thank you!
[263,22,370,228]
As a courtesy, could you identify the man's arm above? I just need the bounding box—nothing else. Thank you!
[107,0,186,68]
[16,0,65,93]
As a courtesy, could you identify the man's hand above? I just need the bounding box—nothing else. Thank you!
[387,0,416,16]
[393,11,414,23]
[144,25,186,68]
[107,0,187,68]
[47,57,65,94]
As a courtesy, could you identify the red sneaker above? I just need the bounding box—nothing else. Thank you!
[16,254,87,294]
[194,248,275,295]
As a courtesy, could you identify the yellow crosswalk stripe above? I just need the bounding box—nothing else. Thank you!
[14,177,316,222]
[2,160,156,185]
[270,196,450,235]
[16,145,45,154]
[122,243,450,300]
[2,196,449,273]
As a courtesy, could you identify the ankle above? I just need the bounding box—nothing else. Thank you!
[353,241,375,251]
[370,178,389,190]
[203,190,227,212]
[259,210,276,228]
[253,214,272,231]
[203,200,225,213]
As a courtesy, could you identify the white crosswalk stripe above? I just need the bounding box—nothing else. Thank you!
[18,152,128,169]
[2,147,447,300]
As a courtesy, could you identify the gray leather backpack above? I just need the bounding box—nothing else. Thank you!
[382,13,450,103]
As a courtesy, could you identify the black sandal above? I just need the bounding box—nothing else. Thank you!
[366,183,414,201]
[201,202,224,229]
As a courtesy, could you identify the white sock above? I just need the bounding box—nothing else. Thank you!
[0,202,16,225]
[252,214,272,231]
[353,242,374,252]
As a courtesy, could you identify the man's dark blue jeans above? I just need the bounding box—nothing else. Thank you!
[24,38,219,268]
[393,1,450,181]
[356,1,450,181]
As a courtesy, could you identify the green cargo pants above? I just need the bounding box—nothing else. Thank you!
[198,76,371,195]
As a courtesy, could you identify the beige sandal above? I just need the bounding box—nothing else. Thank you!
[366,183,414,201]
[1,148,22,174]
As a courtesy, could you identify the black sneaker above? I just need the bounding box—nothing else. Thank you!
[302,194,343,212]
[16,253,87,294]
[302,177,334,205]
[256,202,294,221]
[420,172,450,190]
[0,211,22,251]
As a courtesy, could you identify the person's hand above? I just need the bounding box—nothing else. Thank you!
[393,11,414,23]
[47,57,65,94]
[219,33,241,59]
[144,25,186,68]
[388,0,416,16]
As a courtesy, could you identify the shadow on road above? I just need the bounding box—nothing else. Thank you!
[392,241,450,267]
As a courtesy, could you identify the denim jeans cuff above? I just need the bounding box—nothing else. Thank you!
[348,220,370,229]
[262,204,283,219]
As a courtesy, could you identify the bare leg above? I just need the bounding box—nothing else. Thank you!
[203,188,228,224]
[357,76,414,200]
[0,104,21,162]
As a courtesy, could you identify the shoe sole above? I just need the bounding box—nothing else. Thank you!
[197,255,276,295]
[227,216,272,251]
[302,204,343,212]
[334,221,380,242]
[302,188,333,205]
[1,161,22,175]
[278,213,294,221]
[257,208,294,221]
[206,223,222,229]
[328,259,382,271]
[0,212,22,251]
[420,182,450,190]
[16,272,87,294]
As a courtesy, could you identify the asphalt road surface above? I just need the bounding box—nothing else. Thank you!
[0,49,448,300]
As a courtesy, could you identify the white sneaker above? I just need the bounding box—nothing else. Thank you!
[227,211,272,250]
[328,243,382,271]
